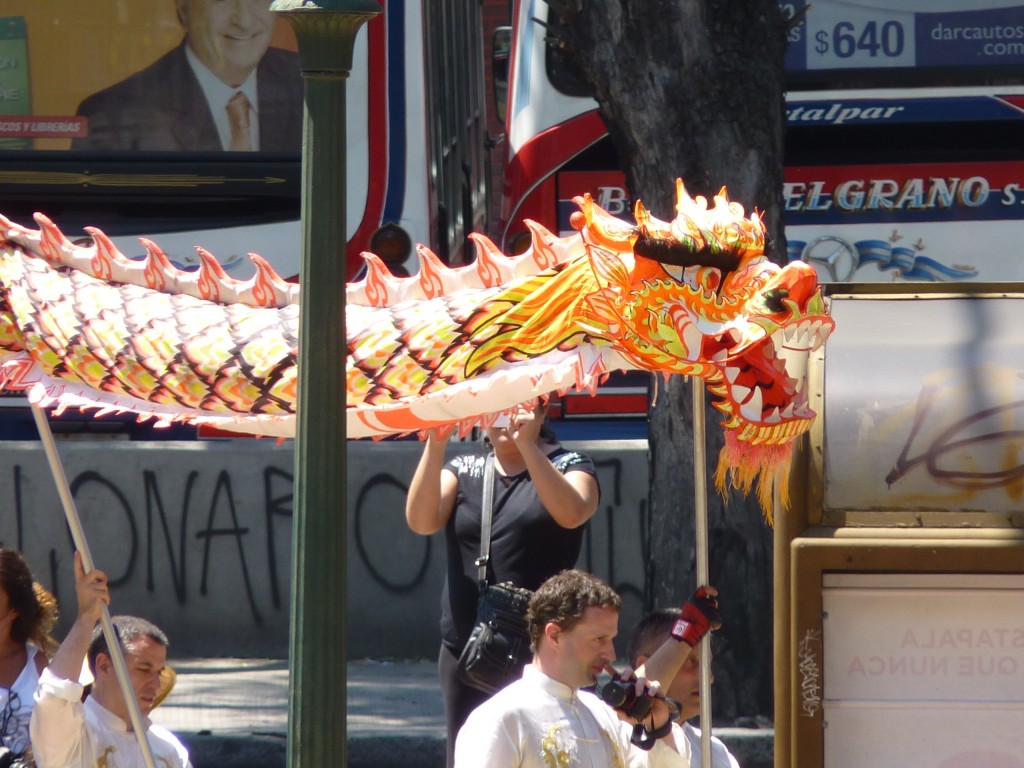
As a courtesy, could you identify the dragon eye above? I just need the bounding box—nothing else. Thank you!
[764,288,789,313]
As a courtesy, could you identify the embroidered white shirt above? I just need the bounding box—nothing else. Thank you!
[31,667,191,768]
[454,664,691,768]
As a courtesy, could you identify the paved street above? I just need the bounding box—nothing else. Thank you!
[151,658,446,768]
[151,658,772,768]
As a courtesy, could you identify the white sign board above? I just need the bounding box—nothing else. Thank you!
[822,294,1024,513]
[822,573,1024,767]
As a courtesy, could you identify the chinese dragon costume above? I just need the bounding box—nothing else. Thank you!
[0,180,832,514]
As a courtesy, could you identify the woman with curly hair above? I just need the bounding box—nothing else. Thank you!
[0,547,58,763]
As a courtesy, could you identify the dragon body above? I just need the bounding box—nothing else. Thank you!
[0,180,832,512]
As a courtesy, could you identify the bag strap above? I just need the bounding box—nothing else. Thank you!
[475,452,496,586]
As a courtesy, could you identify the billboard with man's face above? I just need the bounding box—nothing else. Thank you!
[0,0,299,152]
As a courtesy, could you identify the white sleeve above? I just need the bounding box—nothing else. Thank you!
[622,721,692,768]
[454,704,521,767]
[714,738,742,768]
[642,736,693,767]
[618,733,692,768]
[149,724,193,768]
[577,690,690,768]
[30,667,87,768]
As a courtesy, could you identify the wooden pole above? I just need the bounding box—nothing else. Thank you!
[31,405,157,768]
[691,377,713,768]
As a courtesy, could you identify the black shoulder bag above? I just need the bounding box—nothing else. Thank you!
[455,453,534,694]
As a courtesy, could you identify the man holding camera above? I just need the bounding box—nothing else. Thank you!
[29,553,191,768]
[453,569,720,767]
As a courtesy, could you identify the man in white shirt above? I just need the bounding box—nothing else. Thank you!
[30,552,191,768]
[74,0,302,152]
[628,609,742,768]
[453,569,720,767]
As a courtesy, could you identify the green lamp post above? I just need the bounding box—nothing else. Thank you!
[269,2,379,765]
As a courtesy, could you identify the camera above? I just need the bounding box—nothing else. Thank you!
[0,747,31,768]
[600,674,654,720]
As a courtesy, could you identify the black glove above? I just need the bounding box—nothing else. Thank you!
[670,586,721,646]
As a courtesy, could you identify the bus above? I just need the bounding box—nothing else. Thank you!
[502,0,1024,280]
[499,0,1024,424]
[0,0,491,437]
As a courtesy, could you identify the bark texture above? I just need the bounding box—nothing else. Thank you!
[548,0,789,721]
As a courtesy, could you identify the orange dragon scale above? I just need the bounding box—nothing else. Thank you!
[0,180,833,516]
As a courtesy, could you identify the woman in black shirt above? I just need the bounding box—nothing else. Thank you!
[405,403,600,768]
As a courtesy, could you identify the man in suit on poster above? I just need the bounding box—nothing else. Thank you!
[73,0,302,152]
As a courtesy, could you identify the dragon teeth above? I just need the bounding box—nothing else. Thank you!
[739,387,763,422]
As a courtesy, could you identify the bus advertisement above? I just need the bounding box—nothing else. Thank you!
[554,158,1024,285]
[782,0,1024,84]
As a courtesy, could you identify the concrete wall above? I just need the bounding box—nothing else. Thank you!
[0,438,653,660]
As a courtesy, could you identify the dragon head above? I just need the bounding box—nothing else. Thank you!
[572,180,833,514]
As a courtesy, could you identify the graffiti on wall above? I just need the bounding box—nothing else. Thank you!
[0,445,652,655]
[3,462,296,626]
[798,628,823,718]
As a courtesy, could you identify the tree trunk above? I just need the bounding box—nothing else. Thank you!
[548,0,789,722]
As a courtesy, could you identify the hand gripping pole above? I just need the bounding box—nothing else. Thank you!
[32,405,158,768]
